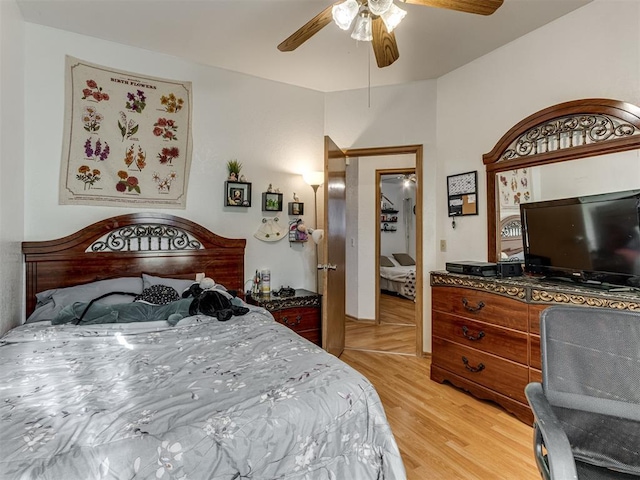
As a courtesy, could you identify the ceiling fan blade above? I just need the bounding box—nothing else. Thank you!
[372,17,399,68]
[403,0,503,16]
[278,5,334,52]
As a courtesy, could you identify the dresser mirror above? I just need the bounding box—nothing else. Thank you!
[484,99,640,263]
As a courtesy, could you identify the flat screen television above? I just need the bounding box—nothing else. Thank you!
[520,189,640,289]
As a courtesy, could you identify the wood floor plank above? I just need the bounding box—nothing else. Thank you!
[380,292,416,325]
[339,350,539,480]
[345,318,415,354]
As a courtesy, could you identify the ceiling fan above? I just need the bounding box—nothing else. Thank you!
[278,0,504,68]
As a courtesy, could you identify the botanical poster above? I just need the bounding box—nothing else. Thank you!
[59,56,193,208]
[498,168,532,211]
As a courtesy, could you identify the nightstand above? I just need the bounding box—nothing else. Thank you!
[247,289,322,346]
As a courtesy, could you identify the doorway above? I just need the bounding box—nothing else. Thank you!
[341,145,423,357]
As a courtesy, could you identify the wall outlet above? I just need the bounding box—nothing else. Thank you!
[440,239,447,252]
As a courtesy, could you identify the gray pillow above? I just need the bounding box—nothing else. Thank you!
[27,277,143,323]
[380,255,395,267]
[393,253,415,266]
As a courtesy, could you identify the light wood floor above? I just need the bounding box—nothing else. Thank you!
[339,350,540,480]
[380,292,416,325]
[345,293,416,355]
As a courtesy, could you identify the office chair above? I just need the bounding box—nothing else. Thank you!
[525,305,640,480]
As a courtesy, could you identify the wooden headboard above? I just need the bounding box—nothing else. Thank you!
[22,213,246,317]
[500,214,523,257]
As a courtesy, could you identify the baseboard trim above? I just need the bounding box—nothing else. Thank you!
[345,314,374,323]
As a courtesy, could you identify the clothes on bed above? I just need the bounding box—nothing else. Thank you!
[52,298,194,325]
[0,310,405,479]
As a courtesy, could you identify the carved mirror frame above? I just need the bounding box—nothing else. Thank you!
[483,98,640,263]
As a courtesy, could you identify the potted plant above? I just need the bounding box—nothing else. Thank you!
[227,159,242,181]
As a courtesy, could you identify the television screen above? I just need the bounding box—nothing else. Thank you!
[520,190,640,288]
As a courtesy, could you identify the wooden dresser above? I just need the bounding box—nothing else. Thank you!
[431,272,640,424]
[247,289,322,346]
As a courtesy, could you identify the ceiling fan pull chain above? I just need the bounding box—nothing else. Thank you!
[368,47,371,108]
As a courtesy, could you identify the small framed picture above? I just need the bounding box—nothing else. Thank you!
[225,181,251,207]
[288,202,304,215]
[262,192,283,212]
[447,171,478,216]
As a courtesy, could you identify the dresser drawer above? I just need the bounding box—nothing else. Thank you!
[432,287,528,331]
[432,310,528,364]
[530,334,541,370]
[529,304,548,335]
[432,337,529,403]
[273,307,320,333]
[530,368,542,384]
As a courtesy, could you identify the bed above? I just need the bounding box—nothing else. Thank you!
[379,254,416,300]
[1,213,405,479]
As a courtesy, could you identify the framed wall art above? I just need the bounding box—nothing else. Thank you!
[447,171,478,216]
[288,202,304,215]
[225,181,251,207]
[262,192,283,212]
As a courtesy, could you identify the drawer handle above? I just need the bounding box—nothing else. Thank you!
[462,356,485,373]
[462,325,485,341]
[462,298,485,313]
[283,315,302,327]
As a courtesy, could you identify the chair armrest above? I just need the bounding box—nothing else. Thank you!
[525,383,578,480]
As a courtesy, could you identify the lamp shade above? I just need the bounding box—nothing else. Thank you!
[310,228,325,244]
[303,171,324,187]
[351,11,372,42]
[381,3,407,32]
[368,0,393,16]
[332,0,359,31]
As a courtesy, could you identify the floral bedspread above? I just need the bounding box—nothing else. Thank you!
[0,308,405,479]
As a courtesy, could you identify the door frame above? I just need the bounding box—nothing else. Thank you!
[344,144,424,356]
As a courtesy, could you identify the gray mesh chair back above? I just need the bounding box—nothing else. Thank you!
[527,305,640,480]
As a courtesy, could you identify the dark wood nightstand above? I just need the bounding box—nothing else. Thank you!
[247,289,322,346]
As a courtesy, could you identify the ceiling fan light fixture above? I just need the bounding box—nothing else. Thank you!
[332,0,360,31]
[380,3,407,33]
[351,11,373,42]
[368,0,393,16]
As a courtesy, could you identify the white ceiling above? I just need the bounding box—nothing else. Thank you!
[17,0,591,92]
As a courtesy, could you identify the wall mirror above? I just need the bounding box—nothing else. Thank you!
[484,99,640,263]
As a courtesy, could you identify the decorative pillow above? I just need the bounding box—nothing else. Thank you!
[142,273,197,294]
[380,255,395,267]
[393,253,416,266]
[135,285,180,305]
[27,277,143,323]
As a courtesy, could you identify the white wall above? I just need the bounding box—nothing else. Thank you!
[436,0,640,268]
[328,0,640,352]
[23,24,326,301]
[10,0,640,349]
[0,0,25,336]
[325,81,438,329]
